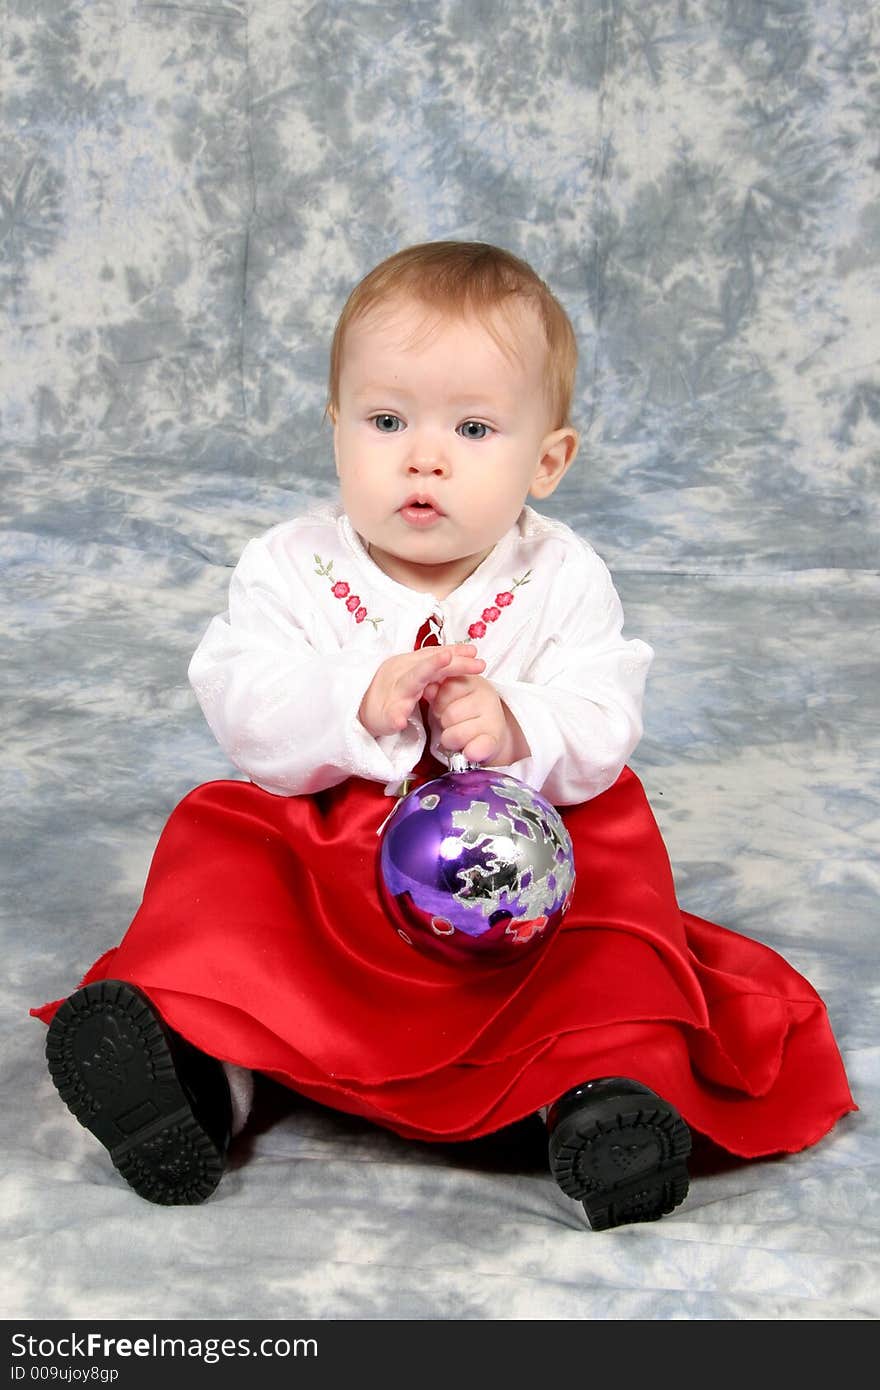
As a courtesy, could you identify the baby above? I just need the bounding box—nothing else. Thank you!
[34,241,855,1230]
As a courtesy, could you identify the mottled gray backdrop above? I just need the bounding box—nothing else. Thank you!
[2,0,878,1321]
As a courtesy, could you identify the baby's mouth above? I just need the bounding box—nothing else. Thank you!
[400,497,445,526]
[402,494,443,510]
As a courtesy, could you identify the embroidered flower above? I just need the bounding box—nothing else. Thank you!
[465,571,531,642]
[315,555,383,631]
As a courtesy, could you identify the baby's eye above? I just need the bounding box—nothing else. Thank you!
[457,420,492,440]
[370,413,404,433]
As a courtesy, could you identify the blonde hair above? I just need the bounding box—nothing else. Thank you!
[327,241,578,429]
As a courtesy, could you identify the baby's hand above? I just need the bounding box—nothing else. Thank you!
[358,644,486,738]
[425,674,529,767]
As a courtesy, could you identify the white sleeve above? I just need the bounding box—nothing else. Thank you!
[188,537,425,795]
[490,546,653,805]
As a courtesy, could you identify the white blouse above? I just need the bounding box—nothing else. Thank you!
[188,502,653,806]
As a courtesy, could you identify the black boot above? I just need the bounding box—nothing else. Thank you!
[547,1077,691,1231]
[45,979,232,1205]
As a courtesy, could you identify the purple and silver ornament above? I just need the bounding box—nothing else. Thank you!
[377,759,576,965]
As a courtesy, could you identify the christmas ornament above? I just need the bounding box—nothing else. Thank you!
[378,764,575,965]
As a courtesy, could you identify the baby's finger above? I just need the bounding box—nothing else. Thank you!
[426,677,465,716]
[440,692,482,726]
[461,731,497,765]
[442,652,486,680]
[439,714,484,753]
[401,646,452,695]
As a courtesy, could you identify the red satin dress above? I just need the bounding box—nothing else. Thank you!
[32,627,856,1158]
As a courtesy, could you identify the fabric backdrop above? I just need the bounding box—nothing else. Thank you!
[2,0,877,1320]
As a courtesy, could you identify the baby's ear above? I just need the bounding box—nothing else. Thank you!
[530,426,579,499]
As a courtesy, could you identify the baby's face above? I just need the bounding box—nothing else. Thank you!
[333,296,577,597]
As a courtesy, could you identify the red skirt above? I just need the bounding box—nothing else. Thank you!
[32,762,856,1157]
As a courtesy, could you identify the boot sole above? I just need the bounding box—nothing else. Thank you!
[45,980,225,1205]
[549,1095,691,1231]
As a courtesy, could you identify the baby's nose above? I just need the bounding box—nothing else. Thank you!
[406,434,449,475]
[408,458,447,476]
